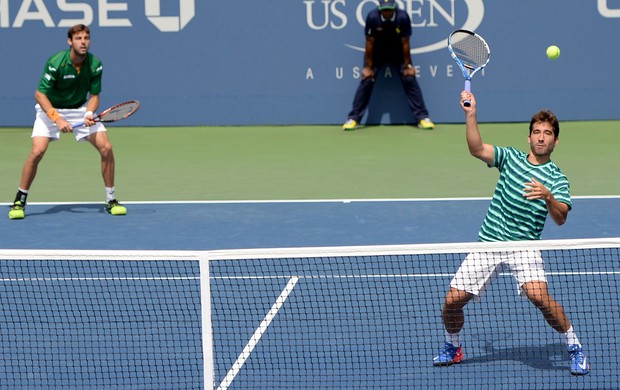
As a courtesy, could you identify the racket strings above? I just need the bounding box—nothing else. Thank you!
[101,101,140,122]
[450,33,489,69]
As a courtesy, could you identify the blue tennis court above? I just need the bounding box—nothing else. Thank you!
[2,197,620,250]
[1,197,619,389]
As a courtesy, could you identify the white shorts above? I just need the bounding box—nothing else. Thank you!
[33,104,107,142]
[450,250,547,297]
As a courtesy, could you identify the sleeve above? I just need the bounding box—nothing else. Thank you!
[37,59,56,94]
[551,173,572,210]
[89,58,103,95]
[491,145,505,169]
[397,11,412,37]
[365,12,379,36]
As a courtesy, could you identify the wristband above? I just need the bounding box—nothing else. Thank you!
[46,108,60,122]
[85,111,94,119]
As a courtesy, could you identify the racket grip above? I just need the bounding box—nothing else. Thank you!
[463,79,472,107]
[72,121,85,129]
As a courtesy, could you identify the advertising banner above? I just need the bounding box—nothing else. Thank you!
[0,1,618,126]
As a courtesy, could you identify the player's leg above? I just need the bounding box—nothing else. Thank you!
[514,250,590,376]
[19,136,50,192]
[344,56,386,130]
[433,287,471,366]
[521,281,570,332]
[86,130,126,215]
[434,251,499,366]
[442,287,474,334]
[343,76,377,130]
[9,136,51,219]
[399,69,434,129]
[521,280,589,375]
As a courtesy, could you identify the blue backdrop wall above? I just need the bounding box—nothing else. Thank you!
[0,0,618,126]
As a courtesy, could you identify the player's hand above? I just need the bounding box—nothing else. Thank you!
[523,177,551,200]
[56,117,73,133]
[362,66,375,81]
[84,112,96,127]
[460,91,476,110]
[403,66,416,77]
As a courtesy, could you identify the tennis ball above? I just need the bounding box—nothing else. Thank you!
[546,45,560,60]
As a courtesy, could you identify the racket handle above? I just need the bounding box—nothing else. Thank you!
[463,79,472,107]
[72,121,84,129]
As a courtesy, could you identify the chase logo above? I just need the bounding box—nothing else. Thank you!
[146,0,195,32]
[598,0,620,17]
[0,0,195,32]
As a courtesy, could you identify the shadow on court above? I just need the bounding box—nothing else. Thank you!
[23,203,105,217]
[461,342,567,371]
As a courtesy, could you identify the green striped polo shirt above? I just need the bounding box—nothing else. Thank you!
[37,50,103,109]
[478,146,572,242]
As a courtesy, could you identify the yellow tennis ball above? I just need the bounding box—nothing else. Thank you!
[546,45,560,60]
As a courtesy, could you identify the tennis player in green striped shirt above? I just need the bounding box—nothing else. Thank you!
[433,91,589,375]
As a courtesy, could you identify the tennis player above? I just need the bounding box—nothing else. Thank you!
[432,91,589,376]
[341,0,434,131]
[8,24,126,219]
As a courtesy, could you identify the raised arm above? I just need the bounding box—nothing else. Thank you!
[460,91,494,165]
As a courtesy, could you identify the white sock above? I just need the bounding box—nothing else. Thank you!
[445,331,461,347]
[562,326,581,347]
[105,186,116,202]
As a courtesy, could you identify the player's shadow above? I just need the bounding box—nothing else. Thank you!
[461,341,568,371]
[25,204,105,217]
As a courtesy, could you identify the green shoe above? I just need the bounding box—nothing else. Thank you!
[8,200,25,220]
[105,199,127,215]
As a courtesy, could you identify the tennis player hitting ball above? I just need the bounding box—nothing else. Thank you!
[8,24,126,219]
[432,91,589,376]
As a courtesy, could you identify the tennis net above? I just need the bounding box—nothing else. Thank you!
[1,238,618,389]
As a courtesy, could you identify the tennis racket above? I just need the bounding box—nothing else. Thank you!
[448,30,490,106]
[73,100,140,128]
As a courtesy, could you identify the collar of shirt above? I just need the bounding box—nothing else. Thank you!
[380,12,396,22]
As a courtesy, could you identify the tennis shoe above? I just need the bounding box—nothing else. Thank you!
[342,119,357,131]
[105,199,127,216]
[569,344,589,375]
[8,200,25,220]
[418,118,435,130]
[433,342,463,366]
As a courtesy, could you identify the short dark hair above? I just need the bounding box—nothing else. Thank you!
[68,24,90,39]
[529,109,560,138]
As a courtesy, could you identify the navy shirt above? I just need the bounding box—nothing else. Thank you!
[365,8,412,62]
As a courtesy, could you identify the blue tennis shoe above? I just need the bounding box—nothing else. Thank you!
[569,344,589,375]
[433,342,463,366]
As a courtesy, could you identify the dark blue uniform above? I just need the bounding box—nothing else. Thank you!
[346,7,431,124]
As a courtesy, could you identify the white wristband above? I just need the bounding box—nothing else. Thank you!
[85,111,94,118]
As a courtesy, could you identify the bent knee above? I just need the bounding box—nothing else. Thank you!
[444,288,473,308]
[28,148,47,162]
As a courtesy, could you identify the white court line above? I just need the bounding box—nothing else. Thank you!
[1,270,618,283]
[0,194,617,207]
[216,276,299,390]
